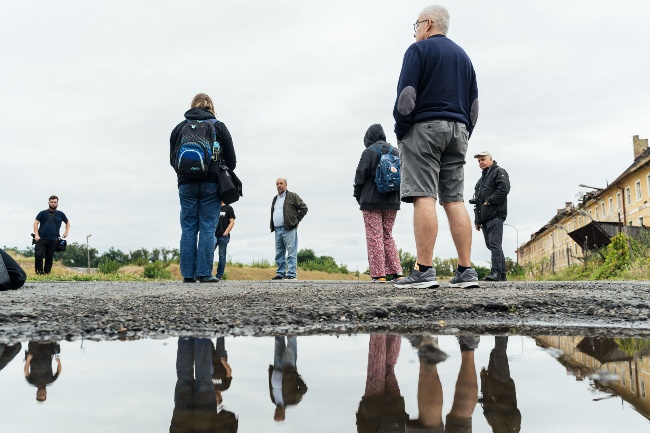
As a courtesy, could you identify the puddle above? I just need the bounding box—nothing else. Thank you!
[0,335,648,431]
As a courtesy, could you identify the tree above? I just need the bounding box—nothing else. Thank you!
[129,248,150,266]
[398,249,416,272]
[56,242,99,267]
[297,249,317,263]
[99,247,129,264]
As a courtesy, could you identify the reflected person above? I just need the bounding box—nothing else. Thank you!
[24,341,61,402]
[269,336,308,421]
[0,343,22,376]
[356,334,408,433]
[480,336,521,433]
[170,337,238,433]
[212,337,233,406]
[407,336,479,433]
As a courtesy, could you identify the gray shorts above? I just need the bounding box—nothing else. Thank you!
[399,120,469,203]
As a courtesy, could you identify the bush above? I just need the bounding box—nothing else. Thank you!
[98,259,121,274]
[143,261,172,279]
[250,259,272,268]
[592,233,634,279]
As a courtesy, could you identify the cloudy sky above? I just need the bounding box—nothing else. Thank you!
[2,0,649,271]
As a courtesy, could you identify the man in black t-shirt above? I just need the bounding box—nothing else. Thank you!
[33,195,70,275]
[214,202,235,280]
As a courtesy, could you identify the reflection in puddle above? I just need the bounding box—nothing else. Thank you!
[0,335,648,431]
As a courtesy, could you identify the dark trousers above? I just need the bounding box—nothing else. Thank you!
[35,240,57,274]
[214,235,229,278]
[0,249,26,290]
[483,218,505,274]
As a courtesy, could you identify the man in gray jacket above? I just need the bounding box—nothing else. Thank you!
[270,179,308,280]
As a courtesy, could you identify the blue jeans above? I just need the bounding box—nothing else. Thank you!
[178,183,220,279]
[215,235,229,278]
[274,227,298,278]
[171,337,215,430]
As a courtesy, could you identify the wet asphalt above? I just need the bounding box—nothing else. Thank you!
[0,280,649,343]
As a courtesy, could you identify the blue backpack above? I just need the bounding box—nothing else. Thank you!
[173,119,220,178]
[371,144,401,193]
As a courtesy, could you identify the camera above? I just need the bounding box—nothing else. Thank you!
[469,198,477,205]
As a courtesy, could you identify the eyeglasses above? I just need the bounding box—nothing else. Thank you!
[413,19,429,32]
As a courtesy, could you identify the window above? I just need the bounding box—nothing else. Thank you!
[636,180,642,200]
[641,378,646,400]
[631,372,636,392]
[609,197,613,214]
[617,192,622,210]
[601,202,605,217]
[647,174,650,197]
[641,217,645,227]
[626,187,631,205]
[589,210,592,219]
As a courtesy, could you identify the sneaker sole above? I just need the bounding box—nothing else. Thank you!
[448,281,479,289]
[394,281,440,289]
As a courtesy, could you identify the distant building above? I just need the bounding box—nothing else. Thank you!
[519,136,650,273]
[535,336,650,421]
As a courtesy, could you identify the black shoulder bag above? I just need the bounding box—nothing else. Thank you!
[218,164,243,205]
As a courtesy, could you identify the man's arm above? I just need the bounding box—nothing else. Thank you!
[33,220,40,241]
[468,67,479,138]
[393,45,422,141]
[24,353,32,377]
[63,220,70,238]
[224,218,235,236]
[294,194,308,223]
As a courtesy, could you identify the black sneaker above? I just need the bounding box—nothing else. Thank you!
[271,275,284,280]
[183,278,196,283]
[484,271,501,281]
[393,268,439,289]
[198,276,220,283]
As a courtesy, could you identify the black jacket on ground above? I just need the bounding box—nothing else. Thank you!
[270,191,308,232]
[473,161,510,224]
[353,124,401,211]
[170,108,237,186]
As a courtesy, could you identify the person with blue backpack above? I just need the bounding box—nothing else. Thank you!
[353,124,404,283]
[170,93,237,283]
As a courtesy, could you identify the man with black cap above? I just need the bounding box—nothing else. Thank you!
[472,151,510,281]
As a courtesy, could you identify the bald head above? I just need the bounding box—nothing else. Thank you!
[276,178,287,195]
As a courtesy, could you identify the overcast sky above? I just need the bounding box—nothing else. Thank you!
[2,0,649,271]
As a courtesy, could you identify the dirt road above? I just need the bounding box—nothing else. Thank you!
[1,280,648,343]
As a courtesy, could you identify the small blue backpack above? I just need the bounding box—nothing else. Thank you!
[371,144,401,193]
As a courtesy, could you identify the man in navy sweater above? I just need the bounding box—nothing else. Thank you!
[393,5,480,289]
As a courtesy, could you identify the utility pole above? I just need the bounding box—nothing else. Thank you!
[86,234,92,274]
[504,223,519,266]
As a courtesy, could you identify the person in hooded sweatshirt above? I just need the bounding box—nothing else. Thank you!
[170,94,237,283]
[353,124,404,282]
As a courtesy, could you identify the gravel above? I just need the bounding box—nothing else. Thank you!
[1,280,649,343]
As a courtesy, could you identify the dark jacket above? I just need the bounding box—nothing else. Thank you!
[270,191,308,232]
[170,108,237,186]
[353,124,401,211]
[473,161,510,224]
[268,365,308,407]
